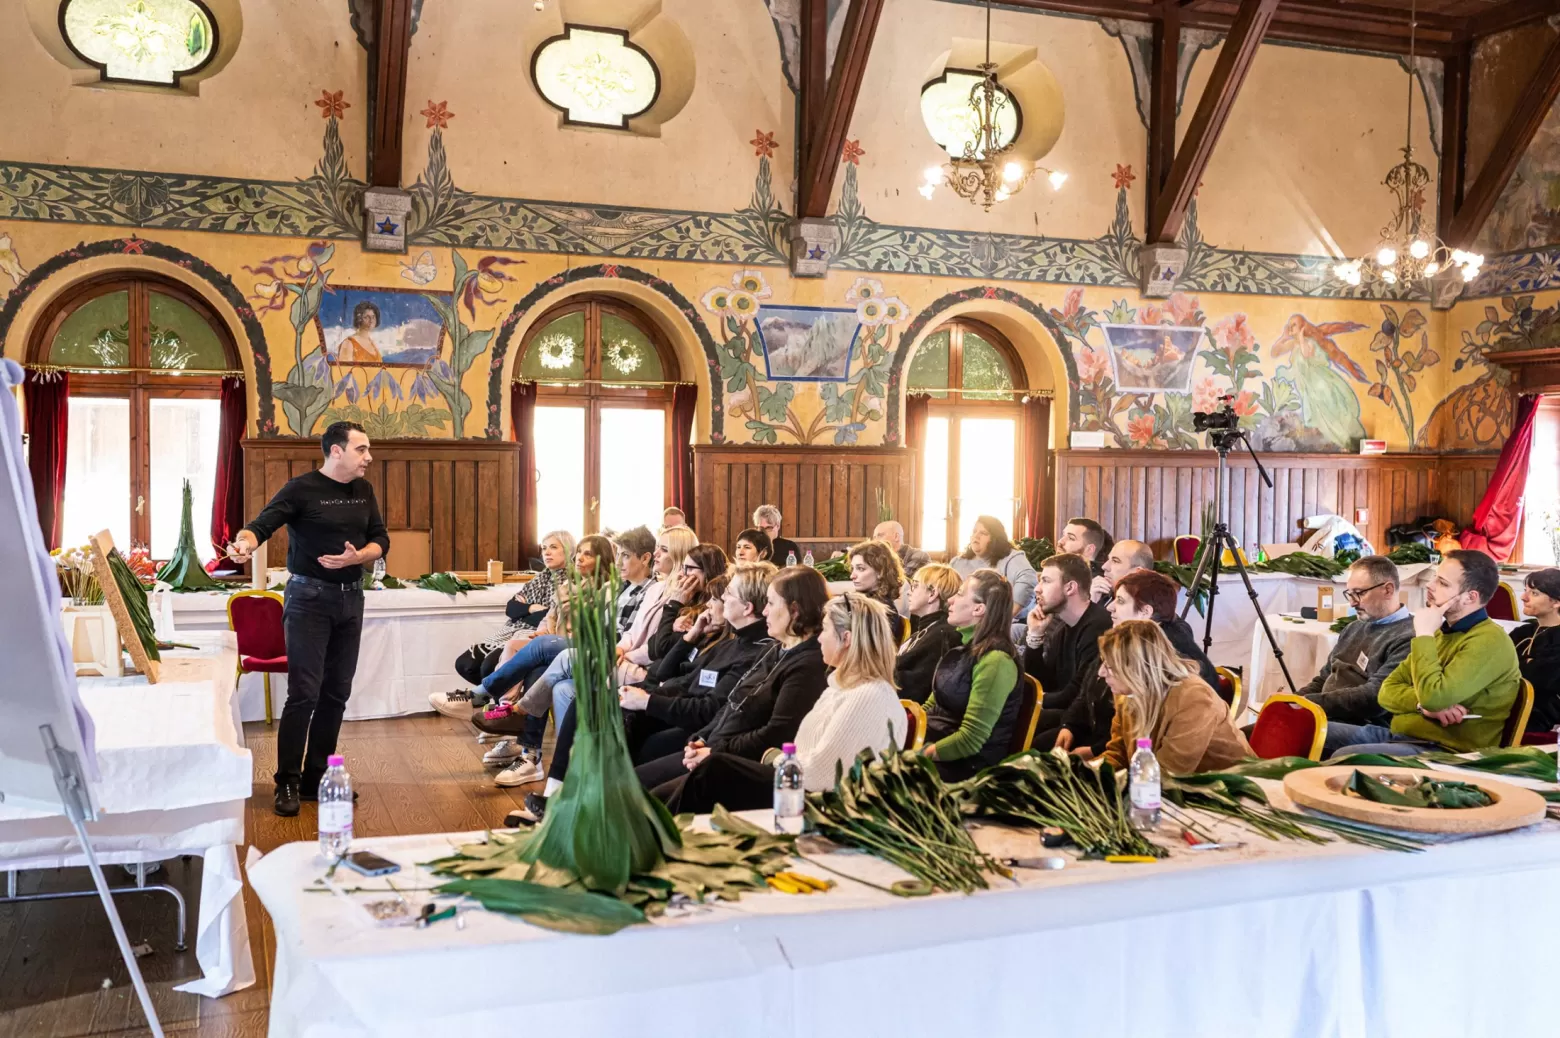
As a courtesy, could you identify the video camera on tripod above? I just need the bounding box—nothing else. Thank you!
[1192,394,1244,450]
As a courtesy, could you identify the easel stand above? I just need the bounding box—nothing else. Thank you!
[39,724,166,1038]
[1179,429,1299,698]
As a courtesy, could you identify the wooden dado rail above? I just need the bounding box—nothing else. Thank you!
[693,445,919,555]
[241,439,523,572]
[1054,448,1499,559]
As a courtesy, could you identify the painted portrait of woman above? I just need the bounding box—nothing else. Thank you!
[336,301,384,364]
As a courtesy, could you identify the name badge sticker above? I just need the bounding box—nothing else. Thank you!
[698,669,719,688]
[1356,651,1370,670]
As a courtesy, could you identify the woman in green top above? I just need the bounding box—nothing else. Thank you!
[922,569,1021,780]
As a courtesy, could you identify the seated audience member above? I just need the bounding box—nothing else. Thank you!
[636,566,829,797]
[848,538,907,642]
[653,591,905,814]
[621,526,698,671]
[734,527,773,563]
[874,519,931,578]
[1107,569,1220,689]
[1324,550,1521,758]
[1023,552,1112,737]
[1513,568,1560,735]
[1091,538,1154,603]
[752,504,802,566]
[950,515,1037,619]
[661,506,687,531]
[1294,556,1414,727]
[923,569,1022,780]
[1099,621,1252,776]
[1058,517,1113,578]
[896,563,966,699]
[648,543,730,660]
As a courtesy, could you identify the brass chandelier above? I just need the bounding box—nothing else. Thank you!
[1333,0,1482,290]
[919,0,1065,211]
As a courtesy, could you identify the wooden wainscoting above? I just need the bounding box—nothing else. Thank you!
[1054,448,1499,557]
[241,439,522,572]
[693,445,917,554]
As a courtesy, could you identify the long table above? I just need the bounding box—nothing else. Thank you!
[249,787,1560,1038]
[0,631,255,997]
[168,584,524,722]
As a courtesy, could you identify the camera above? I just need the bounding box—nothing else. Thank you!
[1192,397,1239,433]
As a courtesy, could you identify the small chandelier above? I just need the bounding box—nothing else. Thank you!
[919,0,1065,211]
[1333,0,1481,290]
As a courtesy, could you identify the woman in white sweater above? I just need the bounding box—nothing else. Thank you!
[660,590,906,812]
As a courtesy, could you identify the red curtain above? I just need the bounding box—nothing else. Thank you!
[24,369,69,551]
[511,380,538,559]
[210,376,247,561]
[1021,395,1051,538]
[670,384,697,527]
[1461,393,1539,561]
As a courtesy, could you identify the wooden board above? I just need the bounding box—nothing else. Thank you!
[85,529,160,684]
[1283,765,1546,834]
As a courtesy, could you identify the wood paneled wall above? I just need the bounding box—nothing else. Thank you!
[693,445,918,555]
[1055,448,1500,557]
[241,439,522,572]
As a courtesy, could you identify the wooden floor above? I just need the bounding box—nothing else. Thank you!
[0,713,549,1037]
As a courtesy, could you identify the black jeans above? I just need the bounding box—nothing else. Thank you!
[277,578,364,789]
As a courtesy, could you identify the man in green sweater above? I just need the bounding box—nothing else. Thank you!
[1324,550,1520,757]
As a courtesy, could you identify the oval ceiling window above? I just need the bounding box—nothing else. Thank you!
[920,69,1021,160]
[531,26,660,129]
[61,0,217,85]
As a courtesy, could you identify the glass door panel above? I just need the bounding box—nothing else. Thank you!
[920,416,950,555]
[534,405,586,540]
[62,397,132,550]
[149,398,221,560]
[599,407,665,534]
[958,416,1017,541]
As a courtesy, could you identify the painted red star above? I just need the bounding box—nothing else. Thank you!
[1111,163,1136,190]
[750,130,777,158]
[421,100,454,129]
[314,90,349,120]
[841,139,865,166]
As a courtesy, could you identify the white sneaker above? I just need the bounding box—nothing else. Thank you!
[494,751,545,787]
[429,689,478,720]
[482,739,523,766]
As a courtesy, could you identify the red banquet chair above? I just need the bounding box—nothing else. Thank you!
[1248,694,1327,761]
[1486,583,1517,622]
[1173,535,1201,565]
[228,589,287,725]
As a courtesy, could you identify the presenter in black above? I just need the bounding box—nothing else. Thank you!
[227,422,389,816]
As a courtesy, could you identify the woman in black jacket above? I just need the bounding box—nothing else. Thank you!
[637,565,829,801]
[646,543,729,662]
[1514,568,1560,736]
[896,563,965,701]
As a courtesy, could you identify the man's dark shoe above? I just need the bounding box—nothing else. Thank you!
[525,792,548,822]
[274,781,301,817]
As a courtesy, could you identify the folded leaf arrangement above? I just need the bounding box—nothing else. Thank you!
[1345,770,1492,810]
[415,572,476,595]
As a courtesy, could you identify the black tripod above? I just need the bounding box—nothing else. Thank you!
[1179,424,1298,697]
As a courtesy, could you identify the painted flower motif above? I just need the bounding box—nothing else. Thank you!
[334,373,360,403]
[878,297,909,326]
[250,279,286,313]
[846,277,884,303]
[856,298,889,326]
[1138,303,1165,326]
[702,286,735,316]
[1062,286,1085,318]
[305,353,331,381]
[315,90,349,119]
[431,358,454,382]
[461,256,524,317]
[1166,292,1201,327]
[841,139,865,165]
[728,290,760,320]
[750,130,777,159]
[1127,413,1158,446]
[1192,376,1225,414]
[1074,345,1110,385]
[731,269,772,299]
[1111,164,1135,190]
[1232,390,1259,417]
[366,369,403,402]
[421,100,454,129]
[1211,313,1256,354]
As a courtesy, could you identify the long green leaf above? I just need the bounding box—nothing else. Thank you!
[435,877,644,935]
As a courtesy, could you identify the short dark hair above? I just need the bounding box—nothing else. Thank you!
[961,514,1016,565]
[1116,569,1179,621]
[1445,549,1500,605]
[1065,517,1112,556]
[736,527,773,560]
[321,421,365,457]
[771,565,829,639]
[1350,555,1400,589]
[1043,552,1093,598]
[352,300,380,328]
[614,525,655,559]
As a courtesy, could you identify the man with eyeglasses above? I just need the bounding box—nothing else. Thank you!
[1296,555,1414,729]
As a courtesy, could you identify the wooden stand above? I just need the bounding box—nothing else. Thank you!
[85,530,160,684]
[1284,766,1546,834]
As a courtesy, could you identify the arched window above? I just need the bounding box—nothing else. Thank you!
[518,297,679,537]
[60,0,218,86]
[29,274,239,559]
[907,319,1033,556]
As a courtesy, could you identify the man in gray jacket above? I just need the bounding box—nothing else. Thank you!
[1298,555,1415,726]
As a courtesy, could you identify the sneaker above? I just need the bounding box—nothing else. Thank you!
[494,750,545,787]
[274,781,301,817]
[429,689,478,720]
[524,792,549,822]
[482,739,523,766]
[503,805,539,827]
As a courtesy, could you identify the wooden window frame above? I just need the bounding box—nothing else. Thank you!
[517,295,679,536]
[27,273,239,553]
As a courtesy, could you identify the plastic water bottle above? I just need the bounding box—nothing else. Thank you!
[785,551,798,568]
[1128,738,1162,831]
[803,549,815,568]
[773,743,805,835]
[318,755,354,861]
[372,557,386,589]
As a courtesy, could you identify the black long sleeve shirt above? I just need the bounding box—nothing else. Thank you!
[243,469,390,583]
[1024,601,1113,711]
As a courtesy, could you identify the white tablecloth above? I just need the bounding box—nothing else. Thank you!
[250,798,1560,1038]
[168,584,523,721]
[0,634,255,998]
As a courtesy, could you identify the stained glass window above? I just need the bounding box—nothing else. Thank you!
[601,313,662,385]
[920,70,1020,159]
[62,0,216,86]
[907,330,951,400]
[520,311,587,381]
[532,26,659,128]
[148,291,228,369]
[961,330,1015,401]
[50,291,132,368]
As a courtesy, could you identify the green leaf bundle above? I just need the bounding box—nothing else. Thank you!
[415,572,477,595]
[155,479,223,591]
[1345,770,1491,810]
[1386,542,1431,565]
[1016,537,1056,571]
[434,877,646,935]
[812,555,850,581]
[106,548,160,663]
[1164,772,1424,852]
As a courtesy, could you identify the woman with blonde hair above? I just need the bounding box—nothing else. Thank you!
[848,538,907,643]
[619,525,698,671]
[896,562,965,699]
[654,589,904,812]
[1098,620,1251,776]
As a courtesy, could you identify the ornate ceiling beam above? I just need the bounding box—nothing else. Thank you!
[1145,2,1180,225]
[1437,40,1471,238]
[1467,0,1560,39]
[369,0,416,188]
[798,0,886,218]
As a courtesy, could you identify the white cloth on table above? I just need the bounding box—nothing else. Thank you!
[1247,613,1339,707]
[249,803,1560,1038]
